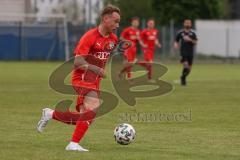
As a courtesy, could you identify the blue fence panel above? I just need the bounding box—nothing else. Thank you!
[0,23,65,61]
[0,25,21,60]
[23,25,64,60]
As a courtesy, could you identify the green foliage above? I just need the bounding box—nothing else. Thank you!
[105,0,225,26]
[105,0,155,26]
[153,0,225,24]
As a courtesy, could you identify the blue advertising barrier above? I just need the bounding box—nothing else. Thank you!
[0,23,65,60]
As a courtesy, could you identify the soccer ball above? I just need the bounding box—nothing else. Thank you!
[114,123,136,145]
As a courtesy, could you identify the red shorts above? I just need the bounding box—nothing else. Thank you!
[124,46,137,62]
[142,48,154,62]
[72,80,100,112]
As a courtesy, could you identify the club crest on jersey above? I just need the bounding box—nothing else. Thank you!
[104,41,115,51]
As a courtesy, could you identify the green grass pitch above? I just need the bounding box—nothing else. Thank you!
[0,61,240,160]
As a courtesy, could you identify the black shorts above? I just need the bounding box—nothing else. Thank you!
[180,52,194,66]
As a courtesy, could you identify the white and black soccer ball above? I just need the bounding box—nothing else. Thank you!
[114,123,136,145]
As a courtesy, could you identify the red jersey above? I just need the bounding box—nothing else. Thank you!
[72,27,118,85]
[120,26,140,46]
[140,28,158,49]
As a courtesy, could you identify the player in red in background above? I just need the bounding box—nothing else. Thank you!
[37,5,120,152]
[139,18,161,82]
[119,17,145,79]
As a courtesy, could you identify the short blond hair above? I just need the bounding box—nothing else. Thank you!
[101,4,121,19]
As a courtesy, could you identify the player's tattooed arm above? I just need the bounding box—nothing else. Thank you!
[74,55,105,77]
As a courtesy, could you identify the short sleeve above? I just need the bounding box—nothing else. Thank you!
[192,31,198,40]
[175,31,181,42]
[74,31,94,56]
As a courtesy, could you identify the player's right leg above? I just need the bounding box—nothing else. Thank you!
[138,49,155,82]
[180,54,191,85]
[119,47,137,79]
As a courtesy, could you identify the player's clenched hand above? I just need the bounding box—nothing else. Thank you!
[173,42,179,52]
[141,43,147,48]
[156,43,161,48]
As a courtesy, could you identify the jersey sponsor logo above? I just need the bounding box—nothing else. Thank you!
[94,51,110,60]
[130,35,137,40]
[148,35,156,40]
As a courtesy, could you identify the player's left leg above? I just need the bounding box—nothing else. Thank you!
[146,52,154,82]
[180,54,193,85]
[138,49,155,82]
[66,90,100,152]
[119,47,137,79]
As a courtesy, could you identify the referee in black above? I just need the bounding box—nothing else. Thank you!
[174,19,198,86]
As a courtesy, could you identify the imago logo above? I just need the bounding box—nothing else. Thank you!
[48,55,173,124]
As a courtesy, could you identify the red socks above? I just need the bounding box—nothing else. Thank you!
[71,110,96,143]
[147,64,152,80]
[52,109,96,143]
[71,121,89,143]
[120,65,132,78]
[52,110,80,125]
[138,62,152,80]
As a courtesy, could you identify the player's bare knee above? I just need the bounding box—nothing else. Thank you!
[183,62,189,68]
[84,91,100,110]
[85,98,100,110]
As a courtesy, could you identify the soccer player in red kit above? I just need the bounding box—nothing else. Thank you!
[119,17,145,79]
[37,5,120,152]
[139,19,161,82]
